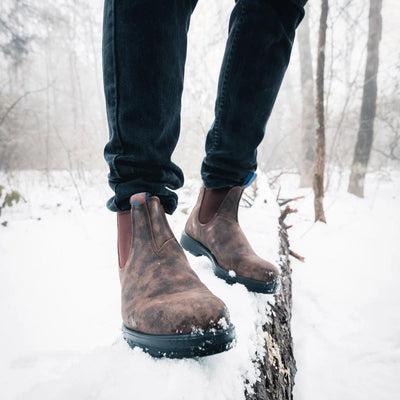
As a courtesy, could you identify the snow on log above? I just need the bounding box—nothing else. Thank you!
[245,199,298,400]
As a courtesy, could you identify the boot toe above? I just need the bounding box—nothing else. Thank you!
[135,290,231,335]
[232,254,279,283]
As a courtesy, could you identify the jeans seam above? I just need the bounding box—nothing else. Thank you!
[208,0,247,155]
[111,0,123,154]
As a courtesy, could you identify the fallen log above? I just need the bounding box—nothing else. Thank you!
[245,198,301,400]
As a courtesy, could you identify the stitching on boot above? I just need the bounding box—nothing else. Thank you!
[146,198,174,254]
[157,237,178,254]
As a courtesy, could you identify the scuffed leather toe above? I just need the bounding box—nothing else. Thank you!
[135,291,230,335]
[231,253,279,283]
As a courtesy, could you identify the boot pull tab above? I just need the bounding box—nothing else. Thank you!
[130,192,150,206]
[242,171,257,188]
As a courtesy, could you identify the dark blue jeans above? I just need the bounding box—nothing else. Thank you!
[102,0,307,214]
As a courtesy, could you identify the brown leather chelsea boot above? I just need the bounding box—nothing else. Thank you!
[116,192,235,358]
[180,184,279,294]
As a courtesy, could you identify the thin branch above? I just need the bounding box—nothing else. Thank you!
[0,86,52,126]
[289,250,305,263]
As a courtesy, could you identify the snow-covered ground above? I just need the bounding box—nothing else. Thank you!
[281,170,400,400]
[0,169,399,399]
[0,170,280,400]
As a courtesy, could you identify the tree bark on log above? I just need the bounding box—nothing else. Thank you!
[245,201,299,400]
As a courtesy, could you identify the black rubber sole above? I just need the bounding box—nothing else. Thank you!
[180,231,279,294]
[122,323,236,359]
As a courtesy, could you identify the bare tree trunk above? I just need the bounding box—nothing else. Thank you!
[348,0,382,197]
[45,23,52,183]
[313,0,328,223]
[297,5,315,188]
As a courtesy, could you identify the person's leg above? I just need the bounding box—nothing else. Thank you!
[201,0,307,188]
[102,0,235,358]
[102,0,198,215]
[182,0,307,294]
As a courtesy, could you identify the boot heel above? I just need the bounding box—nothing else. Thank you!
[180,231,204,257]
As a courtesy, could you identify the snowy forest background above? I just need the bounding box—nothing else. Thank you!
[1,1,399,400]
[1,0,399,182]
